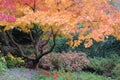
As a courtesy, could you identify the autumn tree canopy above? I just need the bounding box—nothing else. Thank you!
[0,0,120,48]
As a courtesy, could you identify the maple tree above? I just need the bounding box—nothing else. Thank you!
[0,0,120,68]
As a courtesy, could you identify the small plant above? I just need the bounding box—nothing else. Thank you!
[87,55,120,79]
[74,71,112,80]
[0,61,7,73]
[112,63,120,80]
[39,70,78,80]
[0,54,7,73]
[5,53,24,68]
[88,57,115,74]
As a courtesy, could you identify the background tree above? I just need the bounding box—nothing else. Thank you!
[0,0,120,68]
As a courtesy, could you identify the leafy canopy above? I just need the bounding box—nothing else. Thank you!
[0,0,120,48]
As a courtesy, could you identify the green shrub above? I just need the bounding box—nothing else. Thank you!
[88,57,116,77]
[0,61,7,72]
[89,57,113,71]
[51,35,120,58]
[5,53,24,68]
[0,68,39,80]
[112,63,120,80]
[75,72,112,80]
[49,36,71,53]
[38,70,78,80]
[0,54,7,73]
[88,55,120,78]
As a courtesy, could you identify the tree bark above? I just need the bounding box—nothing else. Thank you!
[0,27,58,69]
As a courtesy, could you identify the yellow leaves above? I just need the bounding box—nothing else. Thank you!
[66,36,93,48]
[73,40,82,48]
[7,53,24,64]
[84,0,107,3]
[1,57,6,63]
[0,21,7,26]
[45,0,73,12]
[4,25,15,31]
[91,30,104,42]
[66,40,74,47]
[16,57,25,63]
[84,39,93,48]
[112,23,120,40]
[7,53,15,60]
[23,6,34,15]
[13,9,77,33]
[0,0,119,49]
[57,0,73,11]
[19,23,34,32]
[0,21,16,31]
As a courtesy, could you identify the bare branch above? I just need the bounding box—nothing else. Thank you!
[34,36,41,57]
[34,31,52,57]
[25,0,36,12]
[6,31,35,60]
[35,29,59,62]
[33,0,36,12]
[25,3,34,11]
[40,32,52,48]
[29,31,34,43]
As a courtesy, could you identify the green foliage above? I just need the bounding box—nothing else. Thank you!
[89,57,115,73]
[49,36,71,53]
[0,68,39,80]
[109,0,120,10]
[0,54,7,73]
[77,24,84,29]
[112,63,120,80]
[75,72,112,80]
[38,70,78,80]
[75,36,120,57]
[5,53,24,68]
[51,35,120,58]
[0,61,7,73]
[88,54,120,79]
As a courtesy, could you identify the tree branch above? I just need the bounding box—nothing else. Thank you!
[35,29,59,62]
[40,32,52,48]
[25,3,34,11]
[34,35,41,58]
[6,31,35,60]
[33,0,36,12]
[29,31,34,43]
[25,0,36,12]
[0,27,9,46]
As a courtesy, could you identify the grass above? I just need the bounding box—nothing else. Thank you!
[75,72,113,80]
[0,68,114,80]
[0,68,39,80]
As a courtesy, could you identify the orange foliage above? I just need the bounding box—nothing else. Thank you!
[0,0,120,48]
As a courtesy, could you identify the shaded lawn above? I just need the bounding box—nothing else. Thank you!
[0,68,114,80]
[0,68,40,80]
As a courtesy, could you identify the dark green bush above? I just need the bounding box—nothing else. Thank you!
[88,57,115,74]
[0,61,7,72]
[75,72,112,80]
[49,36,71,53]
[88,54,120,78]
[112,63,120,80]
[5,53,24,68]
[0,54,7,72]
[50,35,120,58]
